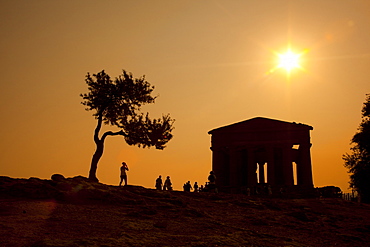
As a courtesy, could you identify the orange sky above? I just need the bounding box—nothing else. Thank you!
[1,1,370,192]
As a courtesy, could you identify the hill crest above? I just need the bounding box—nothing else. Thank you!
[1,175,370,246]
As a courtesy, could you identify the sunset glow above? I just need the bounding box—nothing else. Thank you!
[1,1,369,194]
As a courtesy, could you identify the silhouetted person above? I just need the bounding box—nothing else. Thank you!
[163,176,172,191]
[183,181,192,192]
[279,187,284,195]
[255,186,260,195]
[267,184,272,195]
[119,162,129,186]
[199,185,204,192]
[194,182,199,192]
[208,171,217,193]
[203,182,209,192]
[155,175,163,190]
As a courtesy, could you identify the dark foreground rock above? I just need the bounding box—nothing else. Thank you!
[1,176,370,247]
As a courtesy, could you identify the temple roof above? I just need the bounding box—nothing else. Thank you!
[208,117,313,135]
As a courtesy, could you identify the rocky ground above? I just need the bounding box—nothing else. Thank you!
[1,175,370,247]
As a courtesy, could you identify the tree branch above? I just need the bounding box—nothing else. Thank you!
[101,130,127,141]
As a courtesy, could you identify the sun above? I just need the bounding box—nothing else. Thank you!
[268,46,308,76]
[277,49,301,73]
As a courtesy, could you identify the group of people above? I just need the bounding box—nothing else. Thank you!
[118,162,174,190]
[155,175,173,191]
[118,161,217,193]
[183,171,217,192]
[160,171,217,193]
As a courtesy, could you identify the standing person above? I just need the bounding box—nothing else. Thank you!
[163,176,172,191]
[193,182,199,192]
[119,162,129,186]
[199,185,204,192]
[155,175,163,190]
[208,171,217,192]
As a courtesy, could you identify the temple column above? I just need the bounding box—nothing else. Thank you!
[258,162,265,183]
[235,149,243,187]
[297,142,313,187]
[266,146,275,185]
[240,149,249,186]
[212,149,229,188]
[229,149,239,190]
[246,148,257,187]
[282,144,294,186]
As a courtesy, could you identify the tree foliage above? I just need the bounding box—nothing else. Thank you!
[343,94,370,203]
[81,70,174,182]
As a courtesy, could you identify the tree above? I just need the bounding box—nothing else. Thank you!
[343,94,370,203]
[80,70,174,182]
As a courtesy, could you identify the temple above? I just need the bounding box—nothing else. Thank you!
[208,117,314,193]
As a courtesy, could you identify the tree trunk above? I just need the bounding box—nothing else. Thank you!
[88,114,104,182]
[87,113,126,182]
[88,140,104,182]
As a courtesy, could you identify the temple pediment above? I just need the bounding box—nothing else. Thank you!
[208,117,313,135]
[209,117,313,147]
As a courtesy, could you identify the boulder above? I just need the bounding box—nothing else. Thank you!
[51,174,65,182]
